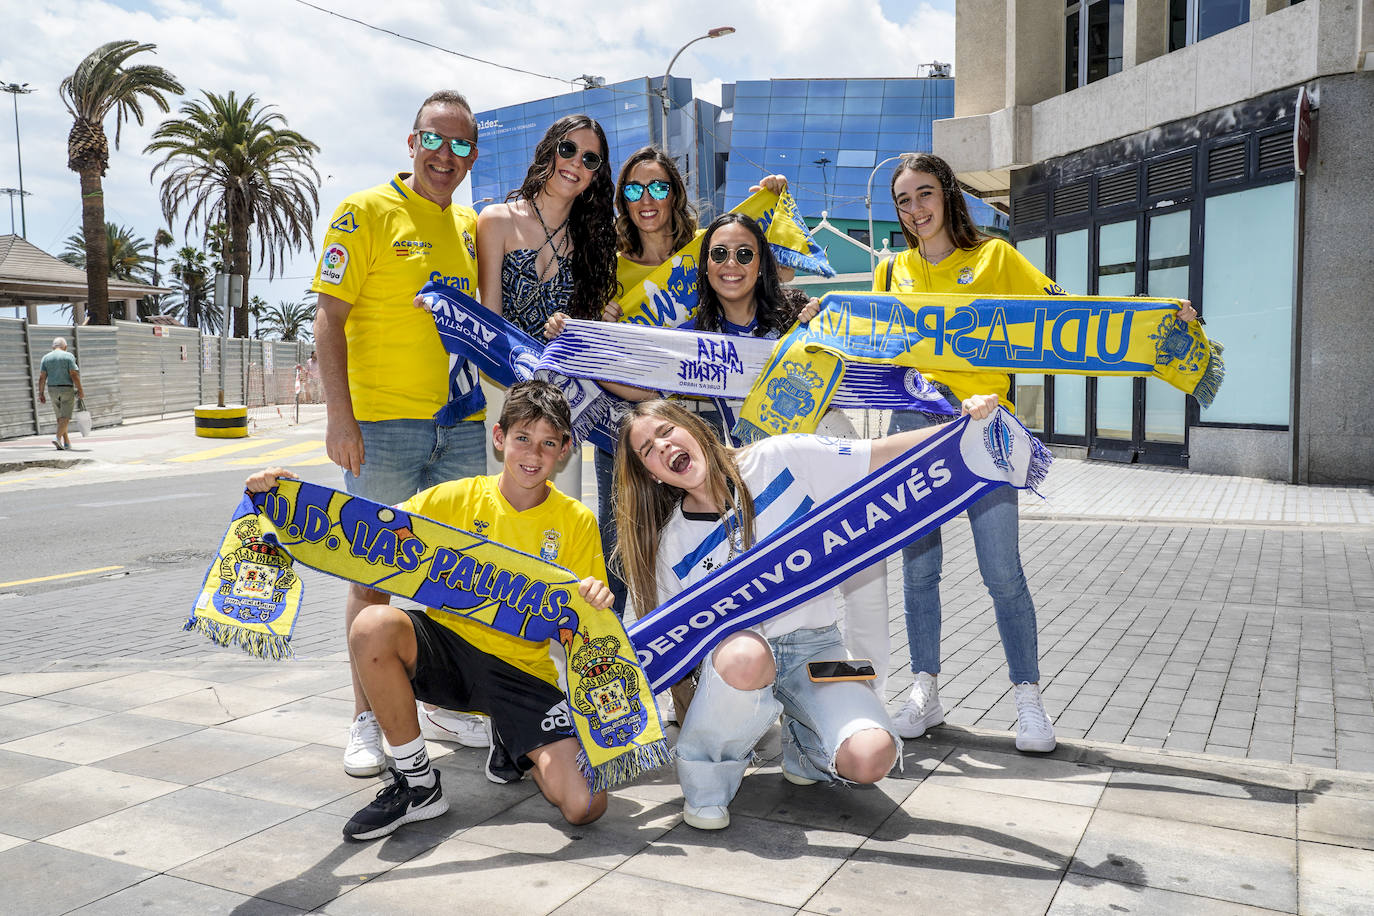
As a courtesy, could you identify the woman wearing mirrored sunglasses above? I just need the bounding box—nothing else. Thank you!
[475,114,618,500]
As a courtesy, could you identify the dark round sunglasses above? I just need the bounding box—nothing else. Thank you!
[708,245,757,266]
[557,138,603,172]
[414,130,475,158]
[623,180,671,202]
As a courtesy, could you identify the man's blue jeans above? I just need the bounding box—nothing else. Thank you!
[887,409,1041,684]
[344,418,487,504]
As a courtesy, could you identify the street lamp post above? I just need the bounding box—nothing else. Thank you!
[866,155,905,273]
[1,187,31,234]
[659,27,735,158]
[0,82,34,238]
[814,155,832,213]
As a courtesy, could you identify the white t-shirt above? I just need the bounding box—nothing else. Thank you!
[656,434,872,639]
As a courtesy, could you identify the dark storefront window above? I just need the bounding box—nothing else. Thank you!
[1065,0,1124,91]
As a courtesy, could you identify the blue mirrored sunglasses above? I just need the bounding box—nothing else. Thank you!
[415,130,475,158]
[623,180,672,202]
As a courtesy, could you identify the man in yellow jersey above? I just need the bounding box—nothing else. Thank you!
[313,90,489,777]
[244,381,612,840]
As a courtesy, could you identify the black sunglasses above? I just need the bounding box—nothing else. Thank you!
[708,245,756,266]
[623,180,671,202]
[414,129,475,158]
[556,138,602,172]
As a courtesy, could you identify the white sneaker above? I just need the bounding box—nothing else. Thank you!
[344,711,386,777]
[891,672,945,739]
[1013,682,1056,753]
[683,803,730,830]
[417,702,490,747]
[782,766,819,786]
[656,691,677,725]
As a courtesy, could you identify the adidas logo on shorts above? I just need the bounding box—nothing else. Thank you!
[541,702,571,732]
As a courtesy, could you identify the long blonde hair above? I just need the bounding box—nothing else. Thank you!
[613,400,757,619]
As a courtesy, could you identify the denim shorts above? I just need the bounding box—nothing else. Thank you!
[344,417,487,504]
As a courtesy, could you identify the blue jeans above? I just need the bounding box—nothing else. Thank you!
[593,447,627,613]
[345,418,487,504]
[887,409,1041,684]
[675,625,899,808]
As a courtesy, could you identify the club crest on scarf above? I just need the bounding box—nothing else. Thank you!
[570,630,648,748]
[215,515,297,616]
[983,411,1015,473]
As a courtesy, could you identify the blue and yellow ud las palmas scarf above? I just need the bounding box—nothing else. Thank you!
[734,290,1226,442]
[616,187,835,328]
[188,480,669,790]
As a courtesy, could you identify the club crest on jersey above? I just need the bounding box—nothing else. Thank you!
[957,266,975,285]
[330,211,358,233]
[540,529,561,562]
[320,244,348,284]
[463,229,476,259]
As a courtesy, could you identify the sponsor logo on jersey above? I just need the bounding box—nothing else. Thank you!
[320,244,348,284]
[393,239,433,258]
[330,211,359,233]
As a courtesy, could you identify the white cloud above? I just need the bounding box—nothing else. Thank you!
[0,0,954,320]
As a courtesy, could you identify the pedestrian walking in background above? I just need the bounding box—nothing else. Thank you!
[37,337,85,451]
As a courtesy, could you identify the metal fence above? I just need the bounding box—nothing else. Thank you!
[1,317,313,439]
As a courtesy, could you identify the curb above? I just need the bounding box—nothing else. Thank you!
[0,457,91,474]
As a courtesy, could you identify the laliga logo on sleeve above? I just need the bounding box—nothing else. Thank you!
[320,244,348,284]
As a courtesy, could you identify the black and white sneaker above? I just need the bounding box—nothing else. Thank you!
[342,767,448,841]
[484,720,523,785]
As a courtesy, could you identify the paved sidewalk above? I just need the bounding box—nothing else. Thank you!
[2,655,1373,915]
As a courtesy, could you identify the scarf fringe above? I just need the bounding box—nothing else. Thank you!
[1025,434,1054,498]
[183,614,294,660]
[577,738,675,793]
[771,243,836,279]
[1193,338,1226,409]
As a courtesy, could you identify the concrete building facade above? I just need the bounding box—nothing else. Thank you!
[937,0,1374,483]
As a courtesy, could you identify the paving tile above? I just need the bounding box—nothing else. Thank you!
[0,746,73,791]
[726,762,919,836]
[171,809,441,910]
[1096,769,1295,837]
[618,813,864,908]
[1299,840,1374,915]
[0,841,154,916]
[65,873,302,915]
[0,711,199,764]
[0,830,24,853]
[0,697,109,742]
[871,780,1092,867]
[927,748,1110,807]
[0,670,125,696]
[319,756,540,834]
[129,681,304,726]
[45,671,217,711]
[1070,809,1295,910]
[200,742,367,808]
[99,726,303,785]
[1298,790,1374,849]
[458,791,679,868]
[0,764,180,839]
[1047,871,1290,915]
[216,694,355,746]
[552,872,793,915]
[321,837,603,915]
[43,785,303,871]
[809,836,1061,915]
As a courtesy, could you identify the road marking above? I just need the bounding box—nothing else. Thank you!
[0,565,124,588]
[291,454,337,466]
[227,440,327,465]
[169,438,284,463]
[78,492,211,508]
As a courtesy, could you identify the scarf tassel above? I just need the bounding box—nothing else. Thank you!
[577,737,675,794]
[183,614,294,661]
[1192,338,1226,409]
[1025,434,1054,497]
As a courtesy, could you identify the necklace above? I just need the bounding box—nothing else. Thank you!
[721,483,745,562]
[921,242,956,264]
[530,199,570,283]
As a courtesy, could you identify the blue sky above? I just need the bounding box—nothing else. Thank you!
[1,0,956,325]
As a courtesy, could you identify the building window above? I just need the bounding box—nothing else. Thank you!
[888,230,907,250]
[1169,0,1250,51]
[1065,0,1124,91]
[847,228,871,246]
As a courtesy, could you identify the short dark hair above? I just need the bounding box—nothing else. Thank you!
[413,90,474,130]
[499,380,572,441]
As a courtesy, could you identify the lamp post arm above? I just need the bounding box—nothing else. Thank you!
[866,155,905,274]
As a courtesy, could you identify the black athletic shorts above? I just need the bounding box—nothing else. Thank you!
[403,609,575,770]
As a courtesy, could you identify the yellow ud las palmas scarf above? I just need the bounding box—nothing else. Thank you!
[187,480,669,791]
[737,291,1225,441]
[616,188,835,328]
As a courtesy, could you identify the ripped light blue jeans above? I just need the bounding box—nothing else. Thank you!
[675,624,900,809]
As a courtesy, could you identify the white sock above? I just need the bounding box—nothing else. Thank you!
[390,733,435,788]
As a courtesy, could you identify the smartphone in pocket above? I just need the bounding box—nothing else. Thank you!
[807,659,877,683]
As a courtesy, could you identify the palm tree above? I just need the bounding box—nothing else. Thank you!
[150,227,174,285]
[59,40,183,325]
[146,90,320,338]
[167,245,219,333]
[259,299,315,342]
[60,222,153,282]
